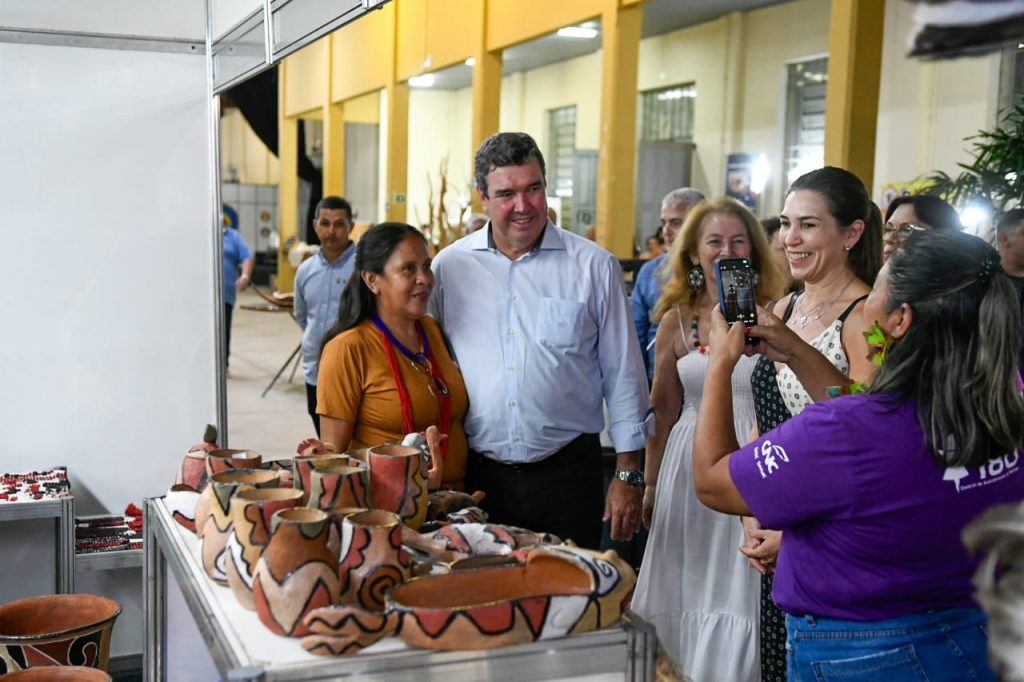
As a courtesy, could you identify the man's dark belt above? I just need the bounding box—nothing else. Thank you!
[471,433,598,473]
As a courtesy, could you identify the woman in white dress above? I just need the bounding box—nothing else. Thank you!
[632,196,785,681]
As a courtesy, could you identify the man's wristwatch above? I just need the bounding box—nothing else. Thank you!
[614,468,645,488]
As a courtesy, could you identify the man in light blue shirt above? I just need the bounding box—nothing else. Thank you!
[630,187,704,381]
[430,132,650,549]
[293,196,356,435]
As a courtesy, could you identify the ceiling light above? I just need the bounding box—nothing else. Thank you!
[409,74,435,88]
[557,26,598,39]
[465,57,476,67]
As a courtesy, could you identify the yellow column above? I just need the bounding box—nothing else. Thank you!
[596,0,643,258]
[823,0,885,190]
[385,3,408,224]
[471,1,501,210]
[322,102,345,197]
[385,81,409,223]
[278,69,300,292]
[322,37,345,198]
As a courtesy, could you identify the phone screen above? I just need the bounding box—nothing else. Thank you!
[715,258,757,326]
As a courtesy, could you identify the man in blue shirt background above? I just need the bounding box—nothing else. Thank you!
[293,196,356,435]
[222,210,253,373]
[630,187,705,381]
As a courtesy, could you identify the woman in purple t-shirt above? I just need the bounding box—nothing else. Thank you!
[693,230,1024,680]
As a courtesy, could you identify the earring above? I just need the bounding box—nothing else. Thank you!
[687,265,705,291]
[844,244,852,252]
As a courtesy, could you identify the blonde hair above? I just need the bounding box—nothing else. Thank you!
[653,196,785,322]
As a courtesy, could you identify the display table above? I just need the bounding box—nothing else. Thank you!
[0,497,75,593]
[143,497,655,681]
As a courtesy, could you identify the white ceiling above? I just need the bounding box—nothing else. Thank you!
[424,0,790,90]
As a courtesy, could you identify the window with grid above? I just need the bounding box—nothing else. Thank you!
[784,57,828,187]
[997,44,1024,115]
[640,84,696,142]
[548,105,577,228]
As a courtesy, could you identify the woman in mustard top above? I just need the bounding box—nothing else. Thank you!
[308,223,469,489]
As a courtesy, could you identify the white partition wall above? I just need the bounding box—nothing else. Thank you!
[0,37,212,656]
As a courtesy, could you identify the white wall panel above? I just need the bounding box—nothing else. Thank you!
[0,42,213,656]
[0,0,204,39]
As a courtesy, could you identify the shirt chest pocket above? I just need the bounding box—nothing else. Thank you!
[536,297,586,349]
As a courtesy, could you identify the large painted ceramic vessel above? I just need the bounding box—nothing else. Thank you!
[292,453,348,506]
[366,444,428,530]
[225,487,304,609]
[0,594,121,673]
[337,510,410,611]
[309,463,369,512]
[301,546,636,655]
[252,508,341,637]
[198,469,279,583]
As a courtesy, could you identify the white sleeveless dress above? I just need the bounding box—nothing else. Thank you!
[631,311,761,681]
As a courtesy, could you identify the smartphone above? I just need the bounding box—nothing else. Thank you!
[715,257,757,327]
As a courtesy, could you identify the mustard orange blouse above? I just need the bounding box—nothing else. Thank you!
[316,316,469,485]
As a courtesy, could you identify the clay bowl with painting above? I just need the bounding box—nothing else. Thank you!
[0,594,121,672]
[0,666,112,680]
[301,545,636,655]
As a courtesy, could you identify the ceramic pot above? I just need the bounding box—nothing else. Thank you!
[225,487,304,609]
[366,445,428,530]
[0,666,111,680]
[292,454,348,506]
[308,463,369,511]
[0,594,121,673]
[302,546,635,655]
[165,485,201,534]
[199,469,279,583]
[174,451,209,492]
[204,449,262,479]
[338,510,410,611]
[252,508,341,637]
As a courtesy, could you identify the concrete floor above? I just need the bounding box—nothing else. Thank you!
[226,288,315,459]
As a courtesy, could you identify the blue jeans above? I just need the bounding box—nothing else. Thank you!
[786,608,994,681]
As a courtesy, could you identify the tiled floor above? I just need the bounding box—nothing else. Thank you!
[226,288,316,458]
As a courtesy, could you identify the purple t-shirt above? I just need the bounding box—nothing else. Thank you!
[730,392,1024,621]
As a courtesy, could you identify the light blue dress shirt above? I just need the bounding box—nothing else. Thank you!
[429,222,650,463]
[630,253,668,381]
[293,244,356,385]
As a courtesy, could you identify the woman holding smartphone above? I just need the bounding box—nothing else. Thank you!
[694,229,1024,680]
[631,196,783,679]
[745,166,882,680]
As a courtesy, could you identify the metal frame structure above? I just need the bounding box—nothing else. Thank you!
[0,498,76,594]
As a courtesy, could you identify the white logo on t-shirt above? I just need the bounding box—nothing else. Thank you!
[755,439,790,479]
[943,449,1020,493]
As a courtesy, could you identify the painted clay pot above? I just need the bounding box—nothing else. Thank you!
[292,454,348,506]
[174,424,220,491]
[252,508,341,638]
[199,469,279,583]
[165,485,201,533]
[338,510,411,611]
[302,546,635,655]
[225,487,304,610]
[308,463,369,511]
[204,449,262,479]
[0,666,111,680]
[367,445,428,530]
[195,468,278,540]
[0,594,121,673]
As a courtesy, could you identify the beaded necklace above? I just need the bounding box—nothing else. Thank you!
[690,311,708,354]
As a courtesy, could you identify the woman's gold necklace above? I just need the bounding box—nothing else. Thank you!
[794,274,856,329]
